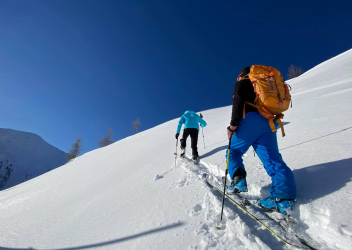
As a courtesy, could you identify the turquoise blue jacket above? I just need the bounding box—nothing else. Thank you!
[176,111,207,133]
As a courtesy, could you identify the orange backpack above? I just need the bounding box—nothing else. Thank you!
[244,65,291,137]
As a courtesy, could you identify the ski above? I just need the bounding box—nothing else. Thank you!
[203,173,319,250]
[221,176,297,226]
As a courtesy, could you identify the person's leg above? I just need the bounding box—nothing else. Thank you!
[180,129,191,149]
[252,132,297,200]
[225,132,255,193]
[226,113,266,180]
[189,128,199,157]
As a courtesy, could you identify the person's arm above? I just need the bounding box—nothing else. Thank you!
[199,117,207,128]
[227,81,245,138]
[227,125,237,139]
[230,82,244,126]
[176,115,185,133]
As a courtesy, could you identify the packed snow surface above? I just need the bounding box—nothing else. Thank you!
[0,49,352,249]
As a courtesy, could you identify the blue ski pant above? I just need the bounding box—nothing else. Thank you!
[226,112,297,199]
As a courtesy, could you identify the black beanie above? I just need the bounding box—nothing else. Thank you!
[238,67,251,78]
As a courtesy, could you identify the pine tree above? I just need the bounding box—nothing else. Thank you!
[98,128,114,147]
[133,118,141,133]
[66,136,83,161]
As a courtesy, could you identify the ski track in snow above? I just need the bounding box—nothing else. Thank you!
[155,156,288,250]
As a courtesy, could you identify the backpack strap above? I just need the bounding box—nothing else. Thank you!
[243,101,259,119]
[274,113,285,137]
[276,119,285,137]
[243,103,245,119]
[268,118,277,133]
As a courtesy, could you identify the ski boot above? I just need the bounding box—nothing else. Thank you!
[227,176,248,193]
[258,197,295,216]
[192,154,199,163]
[180,146,186,158]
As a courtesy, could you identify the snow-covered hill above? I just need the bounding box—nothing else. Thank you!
[0,128,67,190]
[0,49,351,250]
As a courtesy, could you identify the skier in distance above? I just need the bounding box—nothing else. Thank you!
[175,110,207,161]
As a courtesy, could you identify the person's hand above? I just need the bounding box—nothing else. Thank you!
[227,126,237,139]
[175,133,180,139]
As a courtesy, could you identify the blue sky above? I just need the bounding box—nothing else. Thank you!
[1,0,351,154]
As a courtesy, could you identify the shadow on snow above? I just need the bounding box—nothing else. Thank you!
[260,157,352,232]
[0,223,184,250]
[201,145,228,159]
[260,157,352,204]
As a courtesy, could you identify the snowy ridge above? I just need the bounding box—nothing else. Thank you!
[299,48,352,77]
[0,128,67,190]
[289,48,352,97]
[0,49,352,249]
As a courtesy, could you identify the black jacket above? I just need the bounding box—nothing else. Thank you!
[230,78,257,126]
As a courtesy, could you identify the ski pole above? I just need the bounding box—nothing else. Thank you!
[217,134,232,229]
[201,127,205,149]
[174,138,178,168]
[200,113,205,149]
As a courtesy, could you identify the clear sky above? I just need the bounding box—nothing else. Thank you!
[1,0,351,154]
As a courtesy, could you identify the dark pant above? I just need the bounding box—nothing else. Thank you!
[180,128,199,156]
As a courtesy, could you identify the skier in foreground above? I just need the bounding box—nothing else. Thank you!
[175,110,207,161]
[226,67,297,215]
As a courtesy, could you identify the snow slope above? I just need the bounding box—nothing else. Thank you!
[0,128,67,190]
[0,49,351,250]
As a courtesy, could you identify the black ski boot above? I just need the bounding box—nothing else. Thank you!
[192,154,199,163]
[180,146,186,158]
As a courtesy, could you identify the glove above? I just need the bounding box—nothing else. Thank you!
[227,126,237,139]
[175,133,180,139]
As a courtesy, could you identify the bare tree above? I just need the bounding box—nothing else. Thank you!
[287,64,303,79]
[133,118,141,133]
[98,128,114,147]
[66,136,83,161]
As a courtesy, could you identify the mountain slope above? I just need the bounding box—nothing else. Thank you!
[0,49,351,250]
[0,128,67,190]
